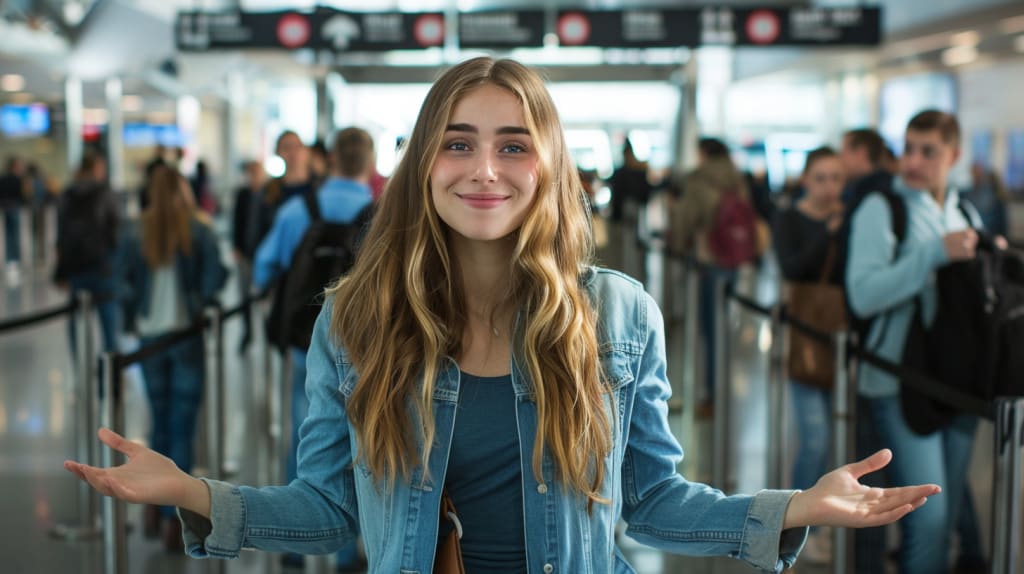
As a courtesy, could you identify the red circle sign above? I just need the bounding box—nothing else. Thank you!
[277,13,311,49]
[745,10,780,45]
[414,14,444,47]
[557,12,590,46]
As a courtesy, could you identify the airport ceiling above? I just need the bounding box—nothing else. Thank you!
[1,0,1023,109]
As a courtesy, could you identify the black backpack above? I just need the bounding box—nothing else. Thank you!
[838,180,905,348]
[55,184,116,281]
[266,191,372,351]
[901,237,1024,434]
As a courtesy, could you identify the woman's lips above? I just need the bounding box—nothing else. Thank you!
[458,194,509,209]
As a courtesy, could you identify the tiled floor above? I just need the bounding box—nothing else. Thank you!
[0,213,1008,573]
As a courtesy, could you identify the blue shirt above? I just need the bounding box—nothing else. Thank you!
[253,177,372,289]
[182,268,807,573]
[845,178,979,397]
[443,371,526,573]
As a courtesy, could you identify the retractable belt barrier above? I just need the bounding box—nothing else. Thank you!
[659,248,1021,574]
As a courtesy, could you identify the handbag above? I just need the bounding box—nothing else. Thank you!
[434,490,465,574]
[785,244,847,389]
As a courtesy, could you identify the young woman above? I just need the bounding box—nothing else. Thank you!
[118,166,227,550]
[772,146,846,562]
[66,58,937,573]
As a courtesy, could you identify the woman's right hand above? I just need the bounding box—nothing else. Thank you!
[943,229,978,262]
[64,428,211,518]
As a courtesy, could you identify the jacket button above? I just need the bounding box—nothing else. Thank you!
[537,484,548,494]
[543,564,554,573]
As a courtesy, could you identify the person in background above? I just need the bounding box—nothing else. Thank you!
[840,128,892,205]
[231,160,267,353]
[26,162,53,266]
[966,162,1009,238]
[0,155,28,284]
[773,146,846,564]
[67,56,939,574]
[120,165,227,553]
[846,110,982,574]
[55,152,121,355]
[609,138,652,224]
[254,128,375,572]
[140,144,168,210]
[309,139,329,185]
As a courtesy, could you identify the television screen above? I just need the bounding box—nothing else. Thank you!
[0,104,50,137]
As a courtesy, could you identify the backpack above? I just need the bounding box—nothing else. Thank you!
[266,191,372,351]
[707,189,758,268]
[55,185,115,281]
[901,237,1024,434]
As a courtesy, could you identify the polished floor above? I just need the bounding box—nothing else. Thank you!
[0,209,1006,573]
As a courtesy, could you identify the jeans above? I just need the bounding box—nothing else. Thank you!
[140,335,204,518]
[854,396,889,574]
[3,208,20,264]
[698,266,737,399]
[865,395,978,574]
[789,382,831,491]
[286,346,359,568]
[67,272,120,356]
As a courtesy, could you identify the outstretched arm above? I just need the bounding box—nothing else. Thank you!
[783,449,940,529]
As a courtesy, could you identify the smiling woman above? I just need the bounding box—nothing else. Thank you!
[65,57,940,574]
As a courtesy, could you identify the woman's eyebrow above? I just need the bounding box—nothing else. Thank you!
[445,123,530,136]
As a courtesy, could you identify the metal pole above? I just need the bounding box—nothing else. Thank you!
[766,305,787,490]
[992,397,1024,574]
[831,332,853,574]
[711,274,731,491]
[680,260,700,479]
[263,300,284,486]
[50,293,102,541]
[100,353,127,574]
[204,307,226,480]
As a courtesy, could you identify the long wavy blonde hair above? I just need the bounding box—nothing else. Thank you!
[330,57,610,505]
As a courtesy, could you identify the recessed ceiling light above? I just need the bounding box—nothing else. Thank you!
[942,45,978,67]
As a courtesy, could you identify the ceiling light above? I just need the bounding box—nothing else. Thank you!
[1,74,25,92]
[950,30,979,47]
[942,45,978,67]
[63,2,85,26]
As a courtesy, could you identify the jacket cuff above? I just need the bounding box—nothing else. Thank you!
[178,478,246,559]
[739,490,808,573]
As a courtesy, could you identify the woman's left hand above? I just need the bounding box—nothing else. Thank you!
[782,449,940,529]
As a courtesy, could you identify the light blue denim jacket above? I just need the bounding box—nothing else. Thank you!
[181,267,807,573]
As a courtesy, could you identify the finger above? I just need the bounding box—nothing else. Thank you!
[845,449,892,480]
[860,503,916,528]
[868,485,940,515]
[63,460,88,482]
[78,465,114,497]
[97,427,142,458]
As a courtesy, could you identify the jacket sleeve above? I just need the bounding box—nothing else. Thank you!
[620,293,806,573]
[179,304,360,558]
[773,209,830,282]
[845,195,948,317]
[197,223,229,302]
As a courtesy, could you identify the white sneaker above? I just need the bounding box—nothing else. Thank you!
[801,528,833,564]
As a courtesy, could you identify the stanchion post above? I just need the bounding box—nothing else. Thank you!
[204,307,226,480]
[831,332,853,574]
[50,293,102,541]
[766,305,787,490]
[712,275,732,491]
[100,353,127,574]
[262,300,283,486]
[680,260,700,479]
[991,397,1024,574]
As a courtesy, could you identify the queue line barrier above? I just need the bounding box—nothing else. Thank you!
[663,249,1020,574]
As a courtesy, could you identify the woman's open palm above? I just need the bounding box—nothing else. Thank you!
[63,428,193,508]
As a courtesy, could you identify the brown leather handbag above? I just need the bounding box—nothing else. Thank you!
[434,491,465,574]
[786,245,847,389]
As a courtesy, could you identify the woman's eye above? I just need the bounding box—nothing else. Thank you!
[502,143,526,153]
[446,141,470,152]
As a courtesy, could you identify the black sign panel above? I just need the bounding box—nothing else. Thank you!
[731,7,881,46]
[458,11,545,49]
[175,9,446,52]
[555,9,701,48]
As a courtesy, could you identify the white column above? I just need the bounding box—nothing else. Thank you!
[65,76,83,172]
[105,77,125,191]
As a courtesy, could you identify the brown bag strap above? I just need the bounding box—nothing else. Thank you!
[440,490,463,540]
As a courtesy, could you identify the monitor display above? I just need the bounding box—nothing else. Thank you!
[0,104,50,138]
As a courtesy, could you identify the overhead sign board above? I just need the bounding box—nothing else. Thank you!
[458,11,545,49]
[175,6,880,52]
[176,9,445,52]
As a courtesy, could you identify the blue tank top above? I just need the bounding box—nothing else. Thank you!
[439,371,526,573]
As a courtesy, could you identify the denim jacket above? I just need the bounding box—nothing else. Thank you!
[181,268,806,573]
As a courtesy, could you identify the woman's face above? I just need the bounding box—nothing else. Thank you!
[802,156,844,204]
[430,84,539,243]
